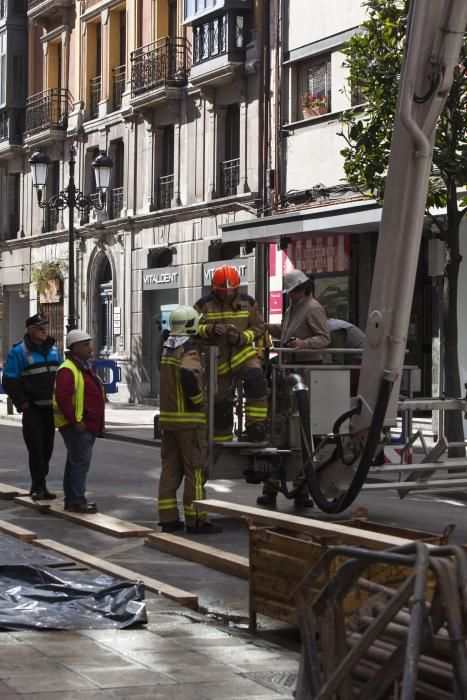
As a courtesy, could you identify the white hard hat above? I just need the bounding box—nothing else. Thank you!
[283,269,309,293]
[169,306,201,336]
[66,329,92,348]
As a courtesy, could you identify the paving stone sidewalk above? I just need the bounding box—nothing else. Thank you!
[0,595,298,699]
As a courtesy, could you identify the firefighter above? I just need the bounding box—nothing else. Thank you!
[195,265,268,443]
[157,305,222,535]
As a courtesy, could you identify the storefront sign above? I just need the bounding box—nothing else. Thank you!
[202,259,249,287]
[142,267,180,290]
[283,235,350,275]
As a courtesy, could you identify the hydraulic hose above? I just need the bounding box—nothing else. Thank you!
[286,373,394,514]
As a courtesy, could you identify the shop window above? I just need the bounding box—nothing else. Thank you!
[98,258,113,356]
[296,55,331,121]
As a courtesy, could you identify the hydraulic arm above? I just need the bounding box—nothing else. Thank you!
[307,0,467,513]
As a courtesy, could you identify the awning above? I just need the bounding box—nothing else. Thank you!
[220,199,382,244]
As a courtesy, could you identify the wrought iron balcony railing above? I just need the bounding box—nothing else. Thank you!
[112,65,125,110]
[110,186,124,219]
[158,174,174,210]
[25,88,72,135]
[90,76,101,119]
[131,36,190,98]
[221,158,240,197]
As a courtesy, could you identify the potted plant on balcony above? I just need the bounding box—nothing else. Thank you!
[301,93,329,118]
[31,259,68,303]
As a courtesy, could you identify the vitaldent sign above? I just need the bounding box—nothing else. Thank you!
[202,259,248,287]
[142,267,180,290]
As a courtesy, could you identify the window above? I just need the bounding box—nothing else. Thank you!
[221,104,240,196]
[0,35,6,106]
[98,258,113,356]
[184,0,217,21]
[297,55,331,120]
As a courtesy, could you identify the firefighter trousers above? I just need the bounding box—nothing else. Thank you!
[214,354,268,442]
[158,428,209,526]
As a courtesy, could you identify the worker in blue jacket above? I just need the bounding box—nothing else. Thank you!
[2,314,62,500]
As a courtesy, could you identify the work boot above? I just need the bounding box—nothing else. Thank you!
[256,492,277,507]
[294,494,314,508]
[159,520,184,533]
[245,423,266,443]
[65,502,98,514]
[186,521,223,535]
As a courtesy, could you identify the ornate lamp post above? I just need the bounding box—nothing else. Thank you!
[29,145,113,332]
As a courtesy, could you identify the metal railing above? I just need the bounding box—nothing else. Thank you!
[80,192,101,224]
[0,110,8,140]
[89,76,101,119]
[25,88,72,135]
[158,174,174,210]
[221,158,240,197]
[112,64,125,110]
[110,186,124,219]
[131,36,190,97]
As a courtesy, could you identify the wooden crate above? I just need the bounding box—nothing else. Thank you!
[249,520,450,628]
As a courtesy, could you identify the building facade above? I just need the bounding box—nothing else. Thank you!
[0,0,264,400]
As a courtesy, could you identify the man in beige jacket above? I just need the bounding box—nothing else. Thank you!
[259,269,330,508]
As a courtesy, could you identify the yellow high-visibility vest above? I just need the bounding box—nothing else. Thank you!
[53,359,85,428]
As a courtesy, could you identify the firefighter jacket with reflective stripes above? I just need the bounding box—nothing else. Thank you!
[159,336,207,430]
[53,358,105,432]
[194,292,266,376]
[2,335,62,410]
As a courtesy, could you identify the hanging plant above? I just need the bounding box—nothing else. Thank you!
[30,259,68,297]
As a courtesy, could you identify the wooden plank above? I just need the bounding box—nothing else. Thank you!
[145,533,249,580]
[34,539,199,610]
[0,518,36,542]
[194,499,420,549]
[0,483,30,500]
[13,497,153,538]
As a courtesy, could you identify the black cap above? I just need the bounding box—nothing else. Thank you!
[26,314,49,328]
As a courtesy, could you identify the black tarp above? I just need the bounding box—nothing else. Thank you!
[0,564,147,630]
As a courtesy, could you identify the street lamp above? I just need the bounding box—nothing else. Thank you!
[29,145,113,332]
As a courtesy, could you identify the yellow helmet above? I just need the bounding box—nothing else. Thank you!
[169,305,201,336]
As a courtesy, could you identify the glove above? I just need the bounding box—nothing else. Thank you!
[226,328,241,345]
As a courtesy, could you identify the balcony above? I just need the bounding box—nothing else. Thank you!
[190,11,248,87]
[80,192,100,225]
[221,158,240,197]
[27,0,72,21]
[112,65,125,111]
[130,37,190,109]
[109,186,124,219]
[157,174,174,210]
[25,88,72,144]
[89,76,101,119]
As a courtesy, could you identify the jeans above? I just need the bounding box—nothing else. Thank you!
[22,405,55,492]
[60,426,96,506]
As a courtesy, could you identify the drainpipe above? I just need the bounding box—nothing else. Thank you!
[272,0,282,212]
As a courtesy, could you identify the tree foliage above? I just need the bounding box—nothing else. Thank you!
[340,0,467,223]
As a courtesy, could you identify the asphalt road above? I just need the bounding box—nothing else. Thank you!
[0,422,466,639]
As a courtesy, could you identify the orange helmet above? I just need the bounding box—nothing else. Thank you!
[212,265,240,292]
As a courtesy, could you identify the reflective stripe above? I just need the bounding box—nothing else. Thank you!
[184,506,198,516]
[217,362,231,376]
[230,345,257,369]
[22,366,58,375]
[243,330,255,344]
[213,434,233,442]
[21,342,35,366]
[194,468,204,502]
[198,325,209,338]
[245,408,268,417]
[160,412,206,423]
[203,312,249,320]
[190,392,204,405]
[161,357,181,367]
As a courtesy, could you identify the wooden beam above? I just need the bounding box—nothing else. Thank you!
[0,518,36,542]
[34,539,199,610]
[145,533,249,580]
[193,499,418,549]
[13,497,153,538]
[0,483,30,500]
